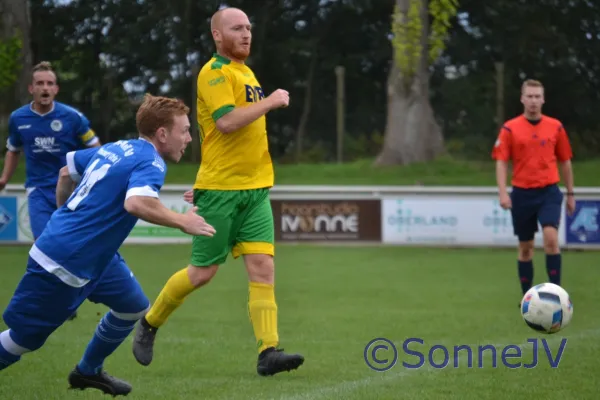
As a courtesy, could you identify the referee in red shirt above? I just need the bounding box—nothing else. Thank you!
[492,79,576,306]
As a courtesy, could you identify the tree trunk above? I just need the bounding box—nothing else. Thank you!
[249,0,273,76]
[295,41,318,163]
[100,71,114,144]
[374,0,444,166]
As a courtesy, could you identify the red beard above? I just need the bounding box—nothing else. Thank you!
[222,37,250,61]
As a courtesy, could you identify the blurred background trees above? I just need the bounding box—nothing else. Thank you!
[1,0,599,165]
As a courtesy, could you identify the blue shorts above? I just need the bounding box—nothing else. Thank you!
[27,186,57,240]
[2,253,149,352]
[510,184,564,242]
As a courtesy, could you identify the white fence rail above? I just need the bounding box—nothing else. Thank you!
[2,184,599,249]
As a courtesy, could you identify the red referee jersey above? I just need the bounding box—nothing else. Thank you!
[491,115,572,189]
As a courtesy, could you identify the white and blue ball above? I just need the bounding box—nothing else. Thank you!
[521,283,573,334]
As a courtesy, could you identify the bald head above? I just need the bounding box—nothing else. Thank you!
[211,7,248,32]
[210,7,252,63]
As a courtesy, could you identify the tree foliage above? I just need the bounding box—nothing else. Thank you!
[0,34,22,92]
[374,0,459,166]
[2,0,600,163]
[428,0,459,61]
[391,0,458,83]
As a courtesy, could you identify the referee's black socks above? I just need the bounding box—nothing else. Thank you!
[546,254,561,286]
[518,260,534,295]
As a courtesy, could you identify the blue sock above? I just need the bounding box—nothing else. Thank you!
[77,311,137,375]
[0,330,23,371]
[546,254,561,285]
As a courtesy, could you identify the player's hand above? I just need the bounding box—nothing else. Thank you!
[499,192,512,209]
[183,189,194,204]
[566,195,576,216]
[180,206,216,237]
[267,89,289,109]
[0,179,6,191]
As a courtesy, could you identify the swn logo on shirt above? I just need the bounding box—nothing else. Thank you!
[33,136,61,153]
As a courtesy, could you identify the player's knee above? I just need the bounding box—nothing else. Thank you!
[245,254,274,284]
[110,305,149,322]
[187,264,219,287]
[131,295,151,317]
[1,313,46,353]
[542,225,560,253]
[1,330,45,354]
[107,283,150,321]
[518,241,534,261]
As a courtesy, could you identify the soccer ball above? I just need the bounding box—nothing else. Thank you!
[520,283,573,334]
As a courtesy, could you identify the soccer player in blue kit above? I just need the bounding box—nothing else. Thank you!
[0,61,101,321]
[0,61,101,238]
[0,94,216,396]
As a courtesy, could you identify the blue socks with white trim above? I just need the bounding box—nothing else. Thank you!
[77,311,137,375]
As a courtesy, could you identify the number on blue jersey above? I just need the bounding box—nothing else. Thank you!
[67,158,112,210]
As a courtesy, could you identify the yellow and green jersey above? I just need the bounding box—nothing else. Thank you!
[194,53,274,190]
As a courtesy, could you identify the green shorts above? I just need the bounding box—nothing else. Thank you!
[190,188,275,266]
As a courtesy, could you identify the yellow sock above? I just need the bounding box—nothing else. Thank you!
[145,268,196,328]
[248,281,279,354]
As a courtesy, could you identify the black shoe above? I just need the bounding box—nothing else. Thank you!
[132,317,158,366]
[67,311,78,321]
[257,347,304,376]
[68,366,132,396]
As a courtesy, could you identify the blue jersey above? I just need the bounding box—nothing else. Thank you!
[6,101,99,188]
[29,138,167,287]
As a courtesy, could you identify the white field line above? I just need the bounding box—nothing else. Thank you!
[278,328,600,400]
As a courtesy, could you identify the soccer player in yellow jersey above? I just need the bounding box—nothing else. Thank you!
[132,7,305,376]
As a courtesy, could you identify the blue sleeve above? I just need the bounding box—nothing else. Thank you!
[66,147,101,182]
[6,113,22,152]
[125,157,166,200]
[74,112,99,147]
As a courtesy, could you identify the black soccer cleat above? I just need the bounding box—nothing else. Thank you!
[68,366,132,396]
[132,317,158,366]
[257,347,304,376]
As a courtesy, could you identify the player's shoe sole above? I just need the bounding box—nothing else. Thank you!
[132,317,158,366]
[257,347,304,376]
[68,367,132,396]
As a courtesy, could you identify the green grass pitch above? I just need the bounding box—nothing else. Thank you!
[1,244,599,399]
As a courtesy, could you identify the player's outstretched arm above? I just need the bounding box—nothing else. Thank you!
[124,196,215,237]
[0,151,21,191]
[56,166,77,207]
[216,89,289,134]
